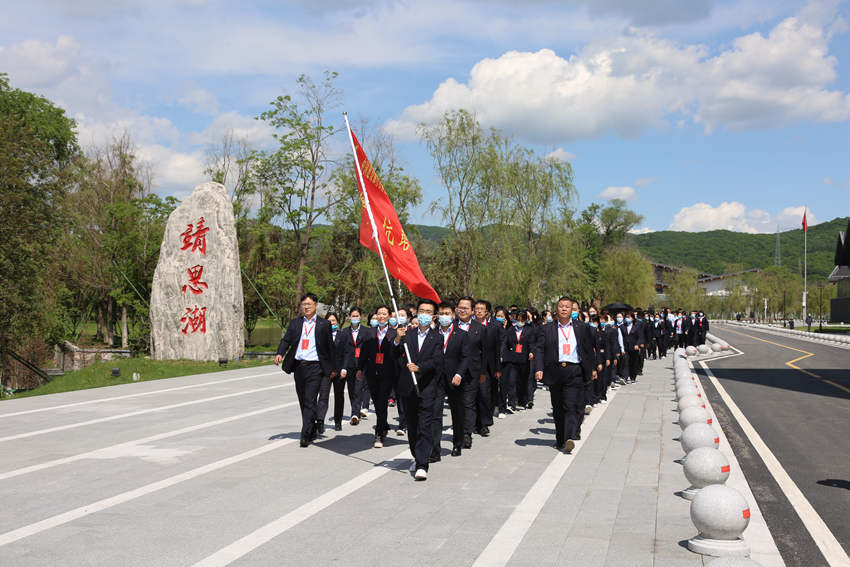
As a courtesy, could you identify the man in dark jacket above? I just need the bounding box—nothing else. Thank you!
[275,293,336,447]
[432,301,470,458]
[474,299,501,436]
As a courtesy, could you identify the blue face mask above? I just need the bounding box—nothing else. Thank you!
[438,315,453,328]
[370,319,379,328]
[496,316,505,323]
[397,316,408,326]
[571,311,579,320]
[515,321,525,328]
[331,324,338,331]
[417,313,433,327]
[546,316,553,323]
[350,317,360,327]
[389,317,398,326]
[616,317,623,324]
[625,317,632,324]
[590,322,598,328]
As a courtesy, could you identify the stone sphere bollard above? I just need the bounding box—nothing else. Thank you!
[678,394,704,412]
[682,447,730,500]
[705,558,764,567]
[677,384,699,400]
[711,343,723,352]
[681,422,719,454]
[698,344,711,354]
[679,405,712,430]
[686,345,698,356]
[688,484,751,556]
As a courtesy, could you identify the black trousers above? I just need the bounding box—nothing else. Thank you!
[317,374,347,425]
[294,362,324,439]
[396,394,407,430]
[433,381,465,450]
[503,362,529,408]
[628,348,641,379]
[546,363,584,446]
[475,372,494,429]
[366,374,393,436]
[677,334,686,348]
[462,375,478,436]
[406,380,437,471]
[346,368,364,417]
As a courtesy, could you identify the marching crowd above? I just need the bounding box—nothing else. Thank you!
[274,293,711,481]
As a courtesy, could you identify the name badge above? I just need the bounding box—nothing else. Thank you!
[301,339,310,350]
[375,353,385,365]
[354,347,361,358]
[515,344,523,353]
[562,344,571,355]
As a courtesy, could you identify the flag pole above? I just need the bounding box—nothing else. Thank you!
[803,206,808,322]
[343,112,420,396]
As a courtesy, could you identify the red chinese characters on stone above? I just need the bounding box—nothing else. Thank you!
[180,217,210,255]
[181,264,208,295]
[180,306,207,334]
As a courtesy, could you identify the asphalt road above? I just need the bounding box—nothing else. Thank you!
[701,324,850,567]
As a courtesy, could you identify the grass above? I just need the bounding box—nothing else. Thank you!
[3,357,275,400]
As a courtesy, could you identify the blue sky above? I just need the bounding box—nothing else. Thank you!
[1,0,848,233]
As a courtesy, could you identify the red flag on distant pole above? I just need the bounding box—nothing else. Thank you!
[344,117,440,304]
[802,208,808,232]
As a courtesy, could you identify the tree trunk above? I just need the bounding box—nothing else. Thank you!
[105,300,114,347]
[121,305,128,349]
[96,302,105,343]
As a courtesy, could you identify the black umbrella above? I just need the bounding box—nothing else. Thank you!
[602,302,633,313]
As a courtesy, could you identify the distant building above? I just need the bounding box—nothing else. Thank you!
[828,219,850,322]
[651,263,759,299]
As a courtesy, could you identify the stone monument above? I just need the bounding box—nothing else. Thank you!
[150,182,244,361]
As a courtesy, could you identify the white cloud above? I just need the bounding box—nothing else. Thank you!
[599,186,637,202]
[629,227,655,234]
[387,5,850,143]
[136,144,207,195]
[546,148,576,162]
[669,201,817,233]
[178,85,219,115]
[822,177,850,187]
[189,111,276,149]
[634,177,656,186]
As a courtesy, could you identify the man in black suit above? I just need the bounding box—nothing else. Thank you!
[621,312,643,383]
[697,311,709,345]
[473,300,500,436]
[455,296,483,448]
[432,301,470,458]
[683,310,697,346]
[358,305,397,448]
[534,296,596,453]
[335,307,367,427]
[275,293,336,447]
[501,310,536,414]
[394,298,443,481]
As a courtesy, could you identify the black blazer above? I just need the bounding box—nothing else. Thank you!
[532,320,596,384]
[439,324,470,388]
[501,325,536,364]
[359,326,398,381]
[276,316,335,375]
[335,324,367,371]
[603,325,621,359]
[394,327,444,397]
[479,317,503,375]
[457,319,483,380]
[621,321,643,351]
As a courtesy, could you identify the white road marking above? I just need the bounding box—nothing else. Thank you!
[191,448,411,567]
[0,369,280,419]
[0,383,292,444]
[0,401,298,481]
[471,387,616,567]
[700,356,850,566]
[0,439,295,548]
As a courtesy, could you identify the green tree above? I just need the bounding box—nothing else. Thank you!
[598,245,655,308]
[0,74,79,393]
[667,267,705,311]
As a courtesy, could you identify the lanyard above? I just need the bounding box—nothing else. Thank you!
[442,327,453,351]
[559,323,573,343]
[352,327,359,343]
[515,328,522,342]
[302,319,316,337]
[378,327,387,346]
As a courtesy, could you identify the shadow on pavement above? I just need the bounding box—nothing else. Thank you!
[708,367,850,401]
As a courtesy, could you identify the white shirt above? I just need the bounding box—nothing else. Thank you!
[351,325,360,342]
[457,320,471,332]
[295,316,319,361]
[557,321,580,363]
[417,327,430,351]
[377,325,388,347]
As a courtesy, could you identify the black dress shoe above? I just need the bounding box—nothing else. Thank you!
[316,421,325,435]
[451,447,462,457]
[310,428,318,441]
[334,423,342,431]
[300,437,310,447]
[463,434,472,449]
[480,426,490,437]
[428,454,442,463]
[526,402,534,409]
[574,433,581,440]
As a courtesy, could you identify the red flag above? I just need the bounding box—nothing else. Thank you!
[802,208,808,232]
[349,127,440,303]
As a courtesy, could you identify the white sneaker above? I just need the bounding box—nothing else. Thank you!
[409,462,416,473]
[584,405,592,415]
[600,399,608,404]
[497,412,506,419]
[373,436,383,448]
[360,408,369,417]
[397,428,406,436]
[414,468,428,481]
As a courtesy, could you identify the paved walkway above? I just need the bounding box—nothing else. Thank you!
[0,355,782,566]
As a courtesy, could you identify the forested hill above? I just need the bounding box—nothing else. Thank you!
[631,216,847,281]
[409,217,849,282]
